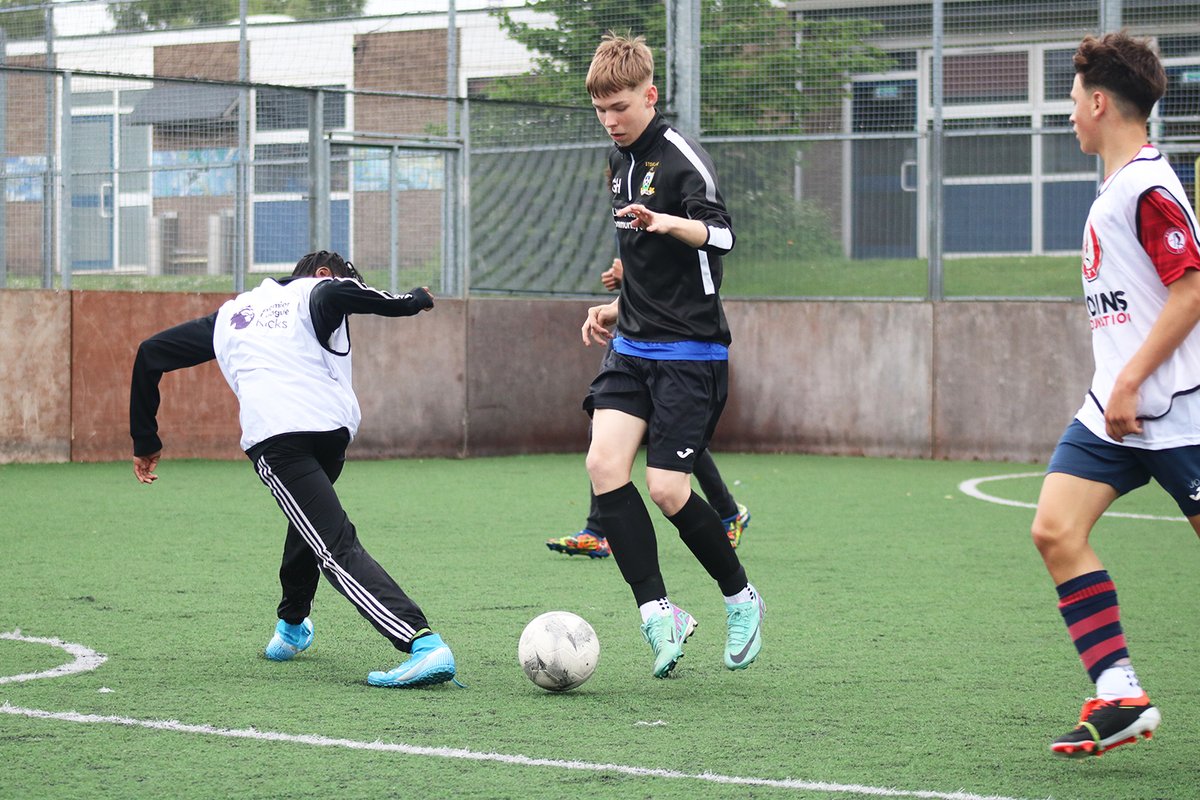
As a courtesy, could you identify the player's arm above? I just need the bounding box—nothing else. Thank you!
[130,313,218,482]
[1107,269,1200,440]
[616,203,711,248]
[309,278,434,342]
[1107,190,1200,441]
[617,146,735,254]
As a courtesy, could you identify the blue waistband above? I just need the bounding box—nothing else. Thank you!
[613,336,728,361]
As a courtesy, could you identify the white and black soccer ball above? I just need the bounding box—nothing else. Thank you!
[518,611,600,692]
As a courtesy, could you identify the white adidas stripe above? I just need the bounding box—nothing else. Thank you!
[255,457,418,642]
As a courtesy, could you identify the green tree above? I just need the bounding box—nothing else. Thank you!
[109,0,365,30]
[0,0,46,40]
[484,0,891,134]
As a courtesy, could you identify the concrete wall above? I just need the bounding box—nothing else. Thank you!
[0,290,1094,465]
[0,291,72,462]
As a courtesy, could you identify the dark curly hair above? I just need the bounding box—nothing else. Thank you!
[1074,32,1166,119]
[291,250,363,282]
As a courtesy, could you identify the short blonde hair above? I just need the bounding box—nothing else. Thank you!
[586,32,654,98]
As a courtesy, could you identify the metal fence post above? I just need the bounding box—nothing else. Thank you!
[42,0,54,288]
[0,29,7,289]
[927,0,945,301]
[460,97,470,298]
[234,0,248,293]
[443,0,459,297]
[308,88,330,251]
[1100,0,1122,33]
[389,146,399,293]
[59,71,70,290]
[668,0,700,137]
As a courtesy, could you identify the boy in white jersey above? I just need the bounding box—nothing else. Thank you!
[1032,33,1200,758]
[130,251,457,689]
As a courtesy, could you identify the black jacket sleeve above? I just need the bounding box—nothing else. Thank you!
[130,313,218,456]
[308,279,434,344]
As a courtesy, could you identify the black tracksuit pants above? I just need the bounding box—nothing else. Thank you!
[248,429,428,653]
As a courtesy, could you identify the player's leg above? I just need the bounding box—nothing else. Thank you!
[588,407,691,676]
[585,350,691,676]
[264,522,320,661]
[252,431,455,686]
[645,359,763,671]
[1034,421,1157,756]
[692,449,750,548]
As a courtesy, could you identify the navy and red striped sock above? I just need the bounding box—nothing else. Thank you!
[1056,569,1129,682]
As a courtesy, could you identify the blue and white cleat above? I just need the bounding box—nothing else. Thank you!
[367,633,457,688]
[265,618,314,662]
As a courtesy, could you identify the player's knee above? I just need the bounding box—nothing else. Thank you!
[646,477,688,516]
[585,451,625,495]
[1030,514,1072,555]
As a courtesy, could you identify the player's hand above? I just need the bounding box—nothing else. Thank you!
[133,452,161,484]
[409,286,435,311]
[1104,383,1143,442]
[600,258,623,291]
[582,301,617,346]
[616,203,666,234]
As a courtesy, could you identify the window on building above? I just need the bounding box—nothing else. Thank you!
[256,87,346,131]
[945,117,1031,176]
[943,51,1028,104]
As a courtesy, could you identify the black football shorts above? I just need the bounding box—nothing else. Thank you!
[583,347,728,472]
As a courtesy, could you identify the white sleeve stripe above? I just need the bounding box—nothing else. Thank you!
[698,251,716,295]
[663,129,717,203]
[707,226,733,251]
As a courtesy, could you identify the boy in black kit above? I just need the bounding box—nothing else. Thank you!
[580,33,764,678]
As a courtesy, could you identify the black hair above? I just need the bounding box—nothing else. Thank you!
[291,250,363,282]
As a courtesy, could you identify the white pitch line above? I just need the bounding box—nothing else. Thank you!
[0,703,1039,800]
[0,630,107,684]
[958,472,1184,522]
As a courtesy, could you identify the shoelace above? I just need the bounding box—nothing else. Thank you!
[726,605,756,639]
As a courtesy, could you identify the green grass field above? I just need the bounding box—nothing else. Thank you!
[4,255,1080,299]
[2,453,1197,799]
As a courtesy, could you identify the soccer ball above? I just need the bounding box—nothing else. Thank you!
[518,611,600,692]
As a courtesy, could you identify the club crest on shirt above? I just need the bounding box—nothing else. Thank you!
[1165,227,1187,255]
[611,176,621,195]
[640,170,656,197]
[1082,224,1102,281]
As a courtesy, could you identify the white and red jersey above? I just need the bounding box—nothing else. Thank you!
[1076,145,1200,448]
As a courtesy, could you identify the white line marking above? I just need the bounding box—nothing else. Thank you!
[0,630,107,684]
[0,702,1039,800]
[957,473,1184,521]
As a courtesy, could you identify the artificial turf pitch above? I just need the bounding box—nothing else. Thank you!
[1,453,1197,799]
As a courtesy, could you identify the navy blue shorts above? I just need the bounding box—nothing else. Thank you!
[1047,419,1200,517]
[583,347,728,473]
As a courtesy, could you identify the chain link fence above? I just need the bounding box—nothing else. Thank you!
[0,0,1197,298]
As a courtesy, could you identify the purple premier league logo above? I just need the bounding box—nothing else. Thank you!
[230,306,255,329]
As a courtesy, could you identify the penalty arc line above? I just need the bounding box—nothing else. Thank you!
[0,703,1040,800]
[957,472,1184,522]
[0,630,107,684]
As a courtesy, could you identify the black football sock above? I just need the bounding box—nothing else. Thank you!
[670,490,746,595]
[583,484,603,537]
[593,482,666,605]
[693,449,738,520]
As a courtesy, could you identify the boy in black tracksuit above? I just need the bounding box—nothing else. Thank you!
[130,250,456,688]
[580,33,764,679]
